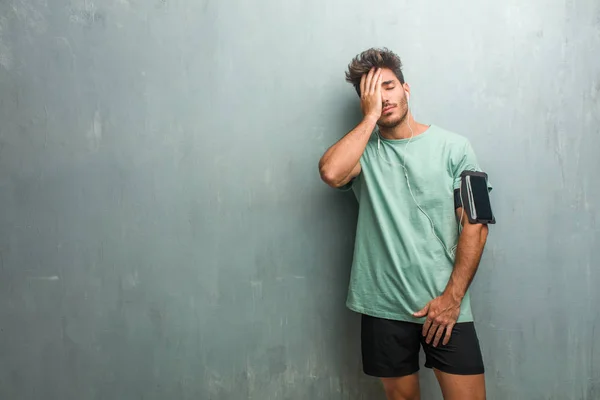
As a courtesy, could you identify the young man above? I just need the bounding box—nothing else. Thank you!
[319,48,492,400]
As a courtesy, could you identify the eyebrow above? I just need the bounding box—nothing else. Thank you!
[382,80,396,86]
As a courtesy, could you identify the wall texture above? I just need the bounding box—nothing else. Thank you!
[0,0,599,399]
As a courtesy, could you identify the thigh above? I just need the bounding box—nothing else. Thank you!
[361,314,421,378]
[421,322,485,375]
[421,322,486,399]
[433,369,485,400]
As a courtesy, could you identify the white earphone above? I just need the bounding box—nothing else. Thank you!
[375,88,458,261]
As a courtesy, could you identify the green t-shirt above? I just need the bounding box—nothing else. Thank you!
[341,124,490,324]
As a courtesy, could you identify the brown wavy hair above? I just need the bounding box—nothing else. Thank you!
[345,48,405,96]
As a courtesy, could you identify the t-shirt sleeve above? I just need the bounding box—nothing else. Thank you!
[335,165,362,194]
[336,178,356,192]
[452,140,493,191]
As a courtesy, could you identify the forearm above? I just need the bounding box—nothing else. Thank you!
[443,222,488,302]
[319,115,377,187]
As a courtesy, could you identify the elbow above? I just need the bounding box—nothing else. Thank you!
[320,169,342,188]
[319,164,344,188]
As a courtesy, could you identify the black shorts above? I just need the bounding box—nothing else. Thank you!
[361,314,485,377]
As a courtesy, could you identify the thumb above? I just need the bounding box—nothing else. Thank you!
[413,304,429,318]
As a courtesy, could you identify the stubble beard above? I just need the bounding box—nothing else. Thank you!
[378,104,409,129]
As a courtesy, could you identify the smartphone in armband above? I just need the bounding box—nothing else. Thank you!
[459,171,495,224]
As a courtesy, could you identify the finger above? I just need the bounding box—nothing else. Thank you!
[433,325,445,347]
[422,318,433,337]
[370,68,381,94]
[413,304,429,318]
[375,73,383,100]
[376,72,382,93]
[421,315,432,336]
[365,68,375,94]
[360,74,366,97]
[426,323,439,344]
[442,324,454,346]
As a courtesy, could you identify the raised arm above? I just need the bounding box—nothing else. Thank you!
[319,68,382,188]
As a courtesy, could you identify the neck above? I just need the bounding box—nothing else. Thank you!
[378,112,428,140]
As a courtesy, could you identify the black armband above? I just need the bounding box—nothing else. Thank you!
[453,188,462,210]
[456,171,496,224]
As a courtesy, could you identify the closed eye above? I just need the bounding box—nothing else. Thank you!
[382,80,396,90]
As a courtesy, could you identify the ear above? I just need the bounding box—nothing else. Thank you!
[403,82,411,100]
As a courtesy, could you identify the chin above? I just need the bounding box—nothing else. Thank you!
[378,110,408,128]
[378,116,403,129]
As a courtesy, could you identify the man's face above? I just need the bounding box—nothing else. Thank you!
[376,68,409,129]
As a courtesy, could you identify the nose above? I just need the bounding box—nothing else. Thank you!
[381,91,390,104]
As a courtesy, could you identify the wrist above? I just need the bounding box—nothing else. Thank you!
[443,283,464,304]
[363,113,379,125]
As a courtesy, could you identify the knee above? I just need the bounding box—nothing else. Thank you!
[384,388,419,400]
[382,380,420,400]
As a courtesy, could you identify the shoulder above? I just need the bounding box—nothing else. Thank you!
[430,125,471,148]
[427,125,482,174]
[429,125,476,162]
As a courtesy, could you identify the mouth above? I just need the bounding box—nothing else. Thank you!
[382,105,396,114]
